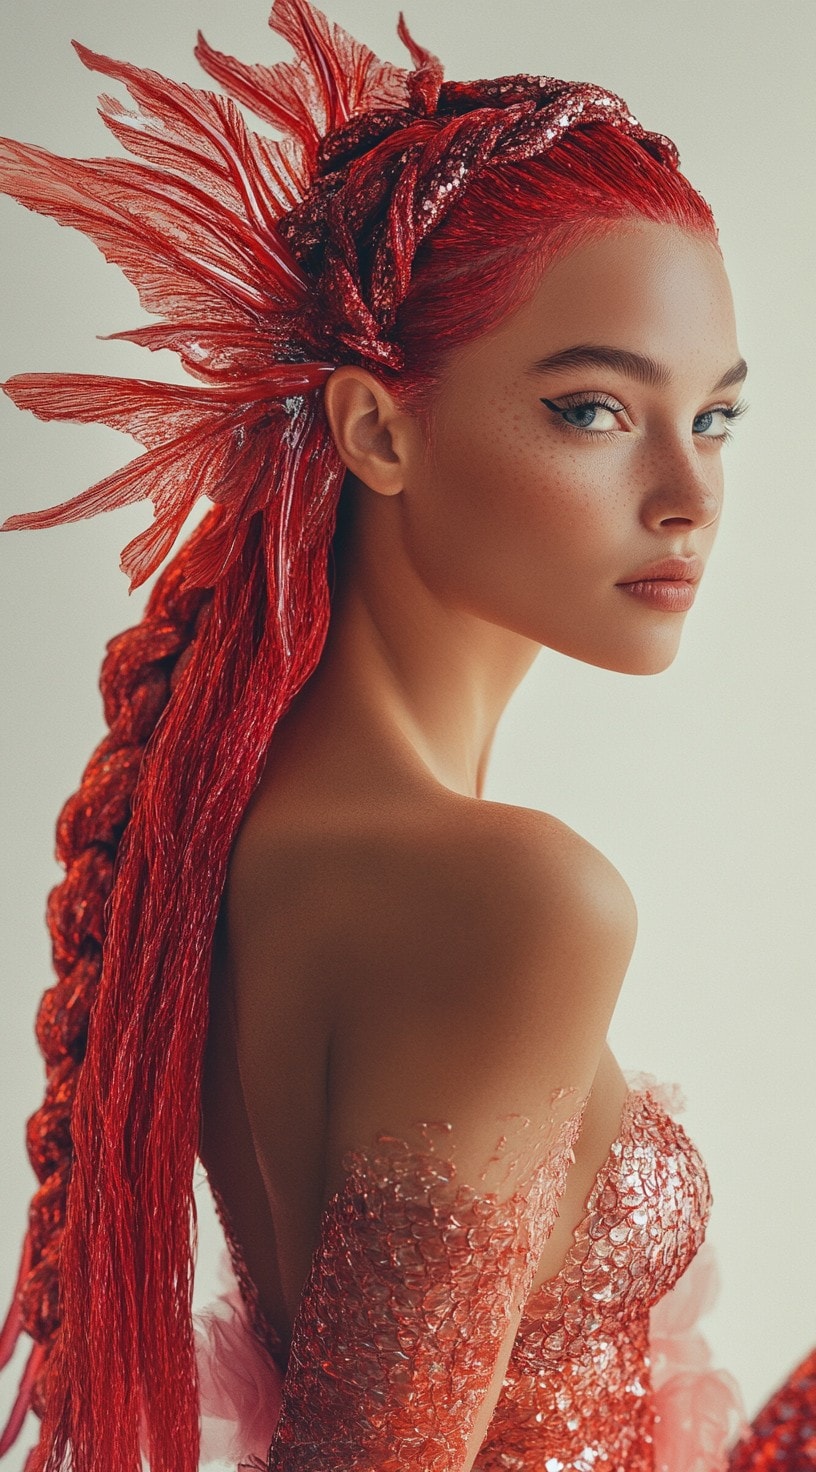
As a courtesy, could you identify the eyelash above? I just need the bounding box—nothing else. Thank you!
[541,392,750,444]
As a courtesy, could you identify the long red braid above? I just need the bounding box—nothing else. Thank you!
[0,1,718,1468]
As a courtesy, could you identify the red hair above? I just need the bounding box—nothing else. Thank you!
[0,3,718,1469]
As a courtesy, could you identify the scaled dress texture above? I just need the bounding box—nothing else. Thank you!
[177,1073,815,1471]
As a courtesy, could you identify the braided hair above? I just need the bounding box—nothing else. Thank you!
[0,2,718,1468]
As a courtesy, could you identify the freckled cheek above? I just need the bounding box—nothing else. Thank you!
[440,414,547,511]
[432,408,611,559]
[464,437,583,547]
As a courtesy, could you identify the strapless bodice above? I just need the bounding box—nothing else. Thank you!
[205,1071,731,1471]
[475,1077,712,1469]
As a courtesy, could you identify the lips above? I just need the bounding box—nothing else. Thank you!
[616,554,703,585]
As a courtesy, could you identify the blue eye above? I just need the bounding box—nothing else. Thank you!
[541,395,622,438]
[693,404,749,441]
[560,402,619,431]
[541,394,750,444]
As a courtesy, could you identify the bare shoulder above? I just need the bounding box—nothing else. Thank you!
[230,788,637,1015]
[442,795,639,953]
[349,794,639,1007]
[321,794,638,1196]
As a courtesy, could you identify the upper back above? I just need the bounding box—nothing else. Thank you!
[200,780,637,1357]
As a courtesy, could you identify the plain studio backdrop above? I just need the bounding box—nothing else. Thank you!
[1,1,814,1465]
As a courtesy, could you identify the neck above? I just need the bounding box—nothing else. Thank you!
[273,500,541,804]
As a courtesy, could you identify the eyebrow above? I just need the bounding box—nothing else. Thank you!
[530,344,748,394]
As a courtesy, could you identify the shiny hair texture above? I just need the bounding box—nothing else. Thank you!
[0,2,718,1468]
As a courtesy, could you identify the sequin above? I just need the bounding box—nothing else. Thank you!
[203,1081,701,1469]
[202,1074,814,1471]
[265,1096,588,1470]
[727,1348,816,1470]
[474,1087,711,1470]
[208,1088,589,1469]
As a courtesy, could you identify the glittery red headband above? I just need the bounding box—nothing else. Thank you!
[0,0,680,592]
[279,68,679,367]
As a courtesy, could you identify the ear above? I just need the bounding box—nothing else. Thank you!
[322,367,415,497]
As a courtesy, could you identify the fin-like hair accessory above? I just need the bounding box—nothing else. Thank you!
[0,0,678,595]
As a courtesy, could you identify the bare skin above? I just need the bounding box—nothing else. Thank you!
[200,218,745,1359]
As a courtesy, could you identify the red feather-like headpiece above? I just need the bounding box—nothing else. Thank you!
[0,0,678,596]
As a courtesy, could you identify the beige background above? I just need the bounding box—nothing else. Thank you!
[1,0,814,1464]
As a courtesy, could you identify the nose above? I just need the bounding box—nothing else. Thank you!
[640,444,722,530]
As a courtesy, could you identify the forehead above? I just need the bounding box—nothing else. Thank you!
[465,220,740,387]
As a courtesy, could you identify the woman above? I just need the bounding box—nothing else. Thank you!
[0,1,813,1468]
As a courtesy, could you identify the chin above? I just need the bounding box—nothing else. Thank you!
[624,651,680,677]
[558,635,684,677]
[604,641,682,677]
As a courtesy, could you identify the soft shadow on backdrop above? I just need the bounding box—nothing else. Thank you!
[1,1,814,1461]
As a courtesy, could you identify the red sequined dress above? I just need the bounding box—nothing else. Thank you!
[181,1071,815,1471]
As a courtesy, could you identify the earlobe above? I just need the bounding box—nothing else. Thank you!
[323,367,406,497]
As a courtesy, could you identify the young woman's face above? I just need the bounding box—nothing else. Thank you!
[401,218,746,675]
